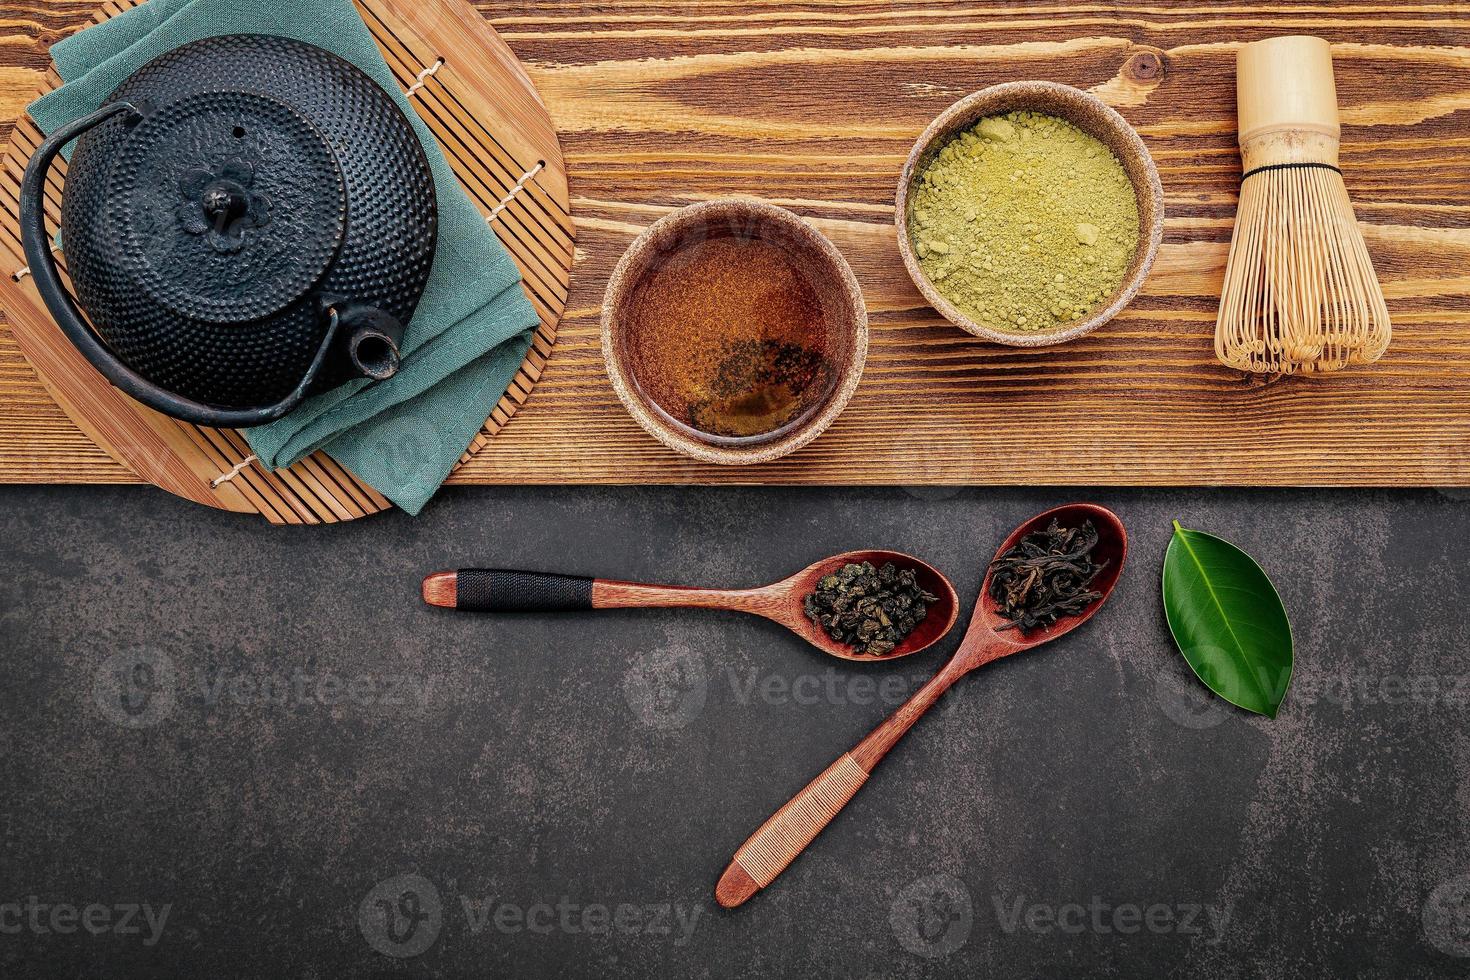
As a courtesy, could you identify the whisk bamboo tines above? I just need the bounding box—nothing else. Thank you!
[1216,36,1391,374]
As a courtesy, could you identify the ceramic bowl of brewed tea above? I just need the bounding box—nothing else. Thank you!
[602,199,868,465]
[896,81,1165,348]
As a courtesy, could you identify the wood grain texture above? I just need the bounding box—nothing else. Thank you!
[1,1,1468,488]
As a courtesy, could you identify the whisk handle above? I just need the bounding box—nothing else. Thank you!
[1236,36,1339,147]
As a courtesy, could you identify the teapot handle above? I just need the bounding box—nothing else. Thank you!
[20,100,341,429]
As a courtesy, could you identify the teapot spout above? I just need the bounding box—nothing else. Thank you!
[334,303,405,382]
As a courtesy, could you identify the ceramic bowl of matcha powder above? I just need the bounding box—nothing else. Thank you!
[896,81,1164,347]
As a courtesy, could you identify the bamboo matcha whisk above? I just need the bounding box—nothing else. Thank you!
[1216,35,1391,374]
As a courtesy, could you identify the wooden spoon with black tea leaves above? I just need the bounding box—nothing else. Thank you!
[421,551,959,662]
[714,503,1127,908]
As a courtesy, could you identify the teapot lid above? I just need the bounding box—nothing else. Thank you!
[105,89,347,325]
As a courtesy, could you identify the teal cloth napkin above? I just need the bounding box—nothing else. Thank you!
[28,0,539,515]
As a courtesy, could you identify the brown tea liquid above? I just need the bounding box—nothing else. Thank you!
[625,230,839,444]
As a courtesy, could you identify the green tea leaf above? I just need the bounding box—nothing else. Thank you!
[1162,521,1294,718]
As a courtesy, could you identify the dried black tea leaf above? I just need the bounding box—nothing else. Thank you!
[988,519,1107,633]
[804,561,938,657]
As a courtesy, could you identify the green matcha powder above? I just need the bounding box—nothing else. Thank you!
[909,110,1140,332]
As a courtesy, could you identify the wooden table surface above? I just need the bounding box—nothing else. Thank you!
[1,1,1467,487]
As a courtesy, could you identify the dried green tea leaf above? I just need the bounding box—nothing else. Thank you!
[804,561,937,657]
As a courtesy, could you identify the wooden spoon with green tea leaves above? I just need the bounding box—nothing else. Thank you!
[715,503,1126,909]
[422,551,959,662]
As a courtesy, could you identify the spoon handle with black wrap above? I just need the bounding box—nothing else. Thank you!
[422,569,758,613]
[421,569,595,612]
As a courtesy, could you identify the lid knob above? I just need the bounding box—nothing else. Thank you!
[200,179,249,224]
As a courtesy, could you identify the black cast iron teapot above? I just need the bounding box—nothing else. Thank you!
[20,34,438,427]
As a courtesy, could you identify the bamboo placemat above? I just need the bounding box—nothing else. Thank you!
[0,0,573,523]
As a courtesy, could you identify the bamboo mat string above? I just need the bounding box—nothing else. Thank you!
[399,55,543,230]
[403,58,443,98]
[211,454,258,487]
[487,160,544,223]
[12,242,62,282]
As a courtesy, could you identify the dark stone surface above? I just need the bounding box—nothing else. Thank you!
[1,484,1467,977]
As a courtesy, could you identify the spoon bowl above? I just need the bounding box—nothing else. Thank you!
[960,503,1128,660]
[422,549,959,662]
[767,550,959,661]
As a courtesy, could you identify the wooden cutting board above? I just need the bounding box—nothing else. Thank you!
[0,1,1467,493]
